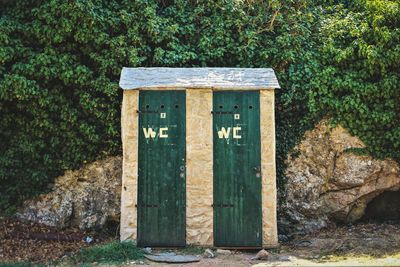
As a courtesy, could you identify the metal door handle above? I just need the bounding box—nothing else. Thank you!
[253,166,261,178]
[253,166,261,172]
[179,165,185,178]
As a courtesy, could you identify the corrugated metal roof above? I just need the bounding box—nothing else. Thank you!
[119,67,280,90]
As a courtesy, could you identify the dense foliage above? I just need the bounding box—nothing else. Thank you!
[310,1,400,160]
[0,0,399,213]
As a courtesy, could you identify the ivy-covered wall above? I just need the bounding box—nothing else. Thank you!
[0,0,399,214]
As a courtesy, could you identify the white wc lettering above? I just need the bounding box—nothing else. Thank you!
[143,127,169,139]
[143,128,157,138]
[217,127,231,139]
[159,127,168,138]
[233,127,242,139]
[217,127,242,139]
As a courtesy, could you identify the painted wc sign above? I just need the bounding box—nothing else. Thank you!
[142,127,169,138]
[119,68,280,248]
[217,126,242,139]
[144,126,242,139]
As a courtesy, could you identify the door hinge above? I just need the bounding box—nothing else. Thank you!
[137,110,159,114]
[211,111,234,115]
[212,204,234,208]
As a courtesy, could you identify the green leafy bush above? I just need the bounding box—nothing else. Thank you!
[0,0,399,213]
[309,1,400,161]
[0,263,44,267]
[0,0,320,212]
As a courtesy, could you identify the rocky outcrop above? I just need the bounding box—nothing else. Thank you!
[281,119,400,235]
[16,156,122,230]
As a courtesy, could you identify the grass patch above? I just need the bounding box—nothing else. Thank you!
[0,264,45,267]
[71,241,144,264]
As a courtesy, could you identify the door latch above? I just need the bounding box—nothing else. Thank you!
[253,166,261,178]
[179,165,185,178]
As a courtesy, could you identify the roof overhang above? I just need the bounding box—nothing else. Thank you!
[119,67,280,90]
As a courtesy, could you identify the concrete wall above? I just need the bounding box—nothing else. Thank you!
[120,89,277,247]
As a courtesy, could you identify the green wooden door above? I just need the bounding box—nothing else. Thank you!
[137,90,186,247]
[213,91,262,247]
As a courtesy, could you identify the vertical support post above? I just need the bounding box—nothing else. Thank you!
[120,90,139,241]
[260,90,278,248]
[186,89,214,246]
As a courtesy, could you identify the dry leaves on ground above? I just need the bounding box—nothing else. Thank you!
[0,218,114,264]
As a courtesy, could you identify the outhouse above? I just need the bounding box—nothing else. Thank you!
[119,68,280,248]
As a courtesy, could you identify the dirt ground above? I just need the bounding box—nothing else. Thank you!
[120,253,400,267]
[1,218,400,266]
[123,222,400,267]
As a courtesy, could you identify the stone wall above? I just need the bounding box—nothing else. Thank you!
[186,89,214,245]
[120,90,139,241]
[260,90,278,247]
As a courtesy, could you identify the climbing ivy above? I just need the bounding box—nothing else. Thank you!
[309,1,400,161]
[0,0,399,213]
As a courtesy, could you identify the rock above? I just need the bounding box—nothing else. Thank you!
[276,255,292,261]
[84,236,93,244]
[142,247,152,254]
[16,156,122,230]
[281,119,400,235]
[156,252,176,256]
[216,249,231,255]
[251,249,269,260]
[295,240,312,247]
[144,254,200,263]
[203,248,215,258]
